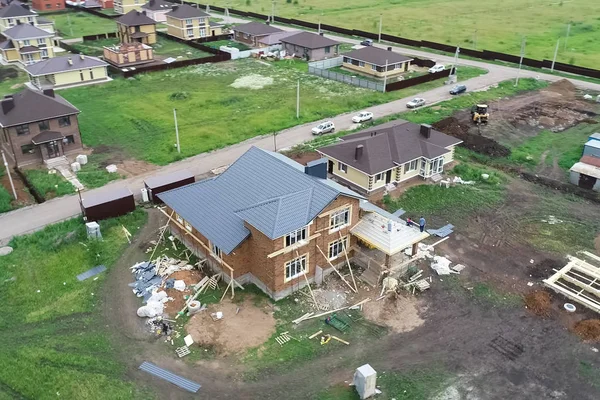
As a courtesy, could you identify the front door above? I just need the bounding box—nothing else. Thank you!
[579,173,596,190]
[46,141,60,159]
[328,160,334,174]
[385,169,392,184]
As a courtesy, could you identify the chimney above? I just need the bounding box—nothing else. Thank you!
[142,10,147,15]
[80,54,85,60]
[172,5,178,11]
[319,32,324,36]
[304,158,328,180]
[21,4,29,10]
[420,124,432,139]
[43,88,55,98]
[67,57,73,65]
[354,144,363,160]
[387,46,392,51]
[1,96,14,114]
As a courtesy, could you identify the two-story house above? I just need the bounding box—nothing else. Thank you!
[116,10,156,45]
[0,2,54,34]
[114,0,142,15]
[0,88,82,167]
[140,0,172,23]
[165,5,221,41]
[0,22,55,65]
[318,120,463,195]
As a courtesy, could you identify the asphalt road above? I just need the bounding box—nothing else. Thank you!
[1,20,599,245]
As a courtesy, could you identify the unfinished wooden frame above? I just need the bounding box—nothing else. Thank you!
[543,256,600,314]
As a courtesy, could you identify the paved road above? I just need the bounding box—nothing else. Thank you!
[1,20,600,245]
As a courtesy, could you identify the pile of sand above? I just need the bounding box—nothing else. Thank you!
[524,290,552,317]
[573,320,600,341]
[544,79,576,99]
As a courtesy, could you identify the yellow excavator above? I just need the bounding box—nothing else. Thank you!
[471,104,489,124]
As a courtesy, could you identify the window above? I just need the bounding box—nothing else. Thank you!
[328,236,348,260]
[175,213,183,224]
[27,17,34,23]
[359,61,365,67]
[45,3,51,8]
[64,135,75,145]
[211,242,222,259]
[184,221,192,232]
[374,173,384,182]
[395,63,402,70]
[58,116,71,127]
[371,64,377,71]
[343,57,349,63]
[404,160,417,172]
[21,144,35,154]
[199,28,206,37]
[22,40,30,46]
[338,162,347,173]
[199,18,205,24]
[41,49,48,58]
[185,19,193,25]
[80,71,84,81]
[134,0,139,4]
[38,120,50,131]
[15,124,29,136]
[7,18,13,25]
[186,28,193,37]
[37,38,46,46]
[330,208,350,230]
[285,254,307,281]
[324,46,331,54]
[285,226,307,247]
[89,69,94,80]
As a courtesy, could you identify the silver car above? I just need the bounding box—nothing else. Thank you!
[406,98,426,109]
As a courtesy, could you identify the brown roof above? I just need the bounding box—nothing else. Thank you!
[31,130,64,145]
[0,88,79,128]
[18,45,40,53]
[116,10,156,26]
[280,31,340,49]
[581,155,600,168]
[343,46,413,66]
[166,4,209,19]
[233,22,282,36]
[318,120,463,175]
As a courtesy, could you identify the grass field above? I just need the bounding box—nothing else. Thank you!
[0,66,26,96]
[45,11,116,39]
[60,59,485,165]
[23,169,75,199]
[72,36,213,59]
[0,166,13,213]
[204,0,600,68]
[71,37,119,57]
[0,211,149,399]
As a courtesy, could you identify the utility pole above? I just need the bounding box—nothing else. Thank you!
[382,59,388,93]
[1,150,17,200]
[564,23,571,52]
[271,0,275,24]
[173,109,180,153]
[296,79,300,119]
[514,37,526,87]
[318,18,321,34]
[551,39,560,72]
[273,132,277,151]
[378,15,382,43]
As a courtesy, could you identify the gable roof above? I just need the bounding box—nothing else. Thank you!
[280,31,340,49]
[318,120,463,175]
[142,0,173,11]
[258,30,300,45]
[116,10,156,26]
[0,2,34,18]
[158,147,364,254]
[233,22,282,36]
[3,23,53,40]
[0,88,79,127]
[165,4,209,19]
[343,46,413,66]
[25,55,107,76]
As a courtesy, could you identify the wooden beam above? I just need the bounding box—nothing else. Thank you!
[308,330,323,339]
[580,251,600,265]
[298,249,319,309]
[266,233,321,259]
[339,230,358,292]
[331,336,349,345]
[315,244,357,293]
[149,209,174,261]
[299,298,371,322]
[544,279,600,313]
[220,281,232,302]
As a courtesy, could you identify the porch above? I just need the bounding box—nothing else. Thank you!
[31,131,66,162]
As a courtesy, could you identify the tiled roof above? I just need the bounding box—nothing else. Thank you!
[3,23,53,40]
[26,55,108,76]
[0,88,79,127]
[0,2,34,18]
[142,0,173,11]
[116,10,156,26]
[166,4,209,19]
[232,22,282,36]
[280,31,340,49]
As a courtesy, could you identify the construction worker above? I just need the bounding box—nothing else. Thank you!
[406,217,412,226]
[419,216,426,232]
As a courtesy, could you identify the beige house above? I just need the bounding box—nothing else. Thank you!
[342,46,413,79]
[26,55,109,89]
[165,4,221,40]
[0,22,54,65]
[140,0,172,23]
[0,2,54,34]
[114,0,143,15]
[318,120,463,195]
[116,10,157,45]
[103,41,154,67]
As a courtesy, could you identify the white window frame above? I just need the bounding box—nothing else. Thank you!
[184,221,192,232]
[338,162,347,174]
[175,213,183,224]
[374,173,384,182]
[199,27,206,37]
[404,159,417,172]
[285,254,307,282]
[22,40,30,46]
[328,236,348,260]
[330,207,350,231]
[186,28,194,37]
[359,61,365,67]
[185,19,193,25]
[210,242,222,260]
[371,64,377,71]
[285,226,308,247]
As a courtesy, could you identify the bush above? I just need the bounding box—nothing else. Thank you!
[169,91,189,101]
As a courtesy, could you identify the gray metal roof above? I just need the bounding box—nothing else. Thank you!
[144,169,193,189]
[233,22,282,36]
[343,46,413,66]
[3,23,53,40]
[258,30,300,45]
[81,187,133,208]
[139,362,201,393]
[25,55,107,76]
[0,2,35,18]
[280,31,340,49]
[0,88,79,128]
[158,147,364,254]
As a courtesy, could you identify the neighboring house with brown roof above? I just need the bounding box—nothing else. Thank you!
[0,22,55,65]
[0,2,54,33]
[342,46,413,79]
[116,10,157,45]
[114,0,142,15]
[141,0,172,22]
[103,41,154,67]
[280,31,340,61]
[165,4,221,41]
[318,120,463,194]
[25,54,109,89]
[232,22,282,48]
[0,88,82,167]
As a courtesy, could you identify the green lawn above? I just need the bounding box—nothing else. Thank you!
[76,155,122,189]
[0,211,149,399]
[60,59,486,165]
[203,0,600,69]
[151,36,213,59]
[0,66,27,96]
[204,39,251,51]
[0,166,13,213]
[45,11,116,39]
[23,169,75,199]
[71,37,119,57]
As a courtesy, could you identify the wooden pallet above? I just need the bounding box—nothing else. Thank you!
[275,332,292,346]
[175,346,191,358]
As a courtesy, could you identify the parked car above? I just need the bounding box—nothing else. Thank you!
[406,98,426,109]
[352,111,373,123]
[428,64,445,73]
[360,39,373,46]
[312,121,335,135]
[450,84,467,95]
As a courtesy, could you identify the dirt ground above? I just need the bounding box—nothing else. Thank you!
[362,294,426,333]
[186,299,276,355]
[93,144,158,177]
[285,151,322,166]
[162,269,205,316]
[0,169,34,207]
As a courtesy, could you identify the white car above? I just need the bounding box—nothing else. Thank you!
[311,121,335,135]
[428,64,445,73]
[406,97,426,109]
[352,111,373,123]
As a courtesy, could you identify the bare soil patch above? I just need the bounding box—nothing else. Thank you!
[528,258,563,279]
[186,298,276,355]
[162,269,205,316]
[285,151,322,166]
[92,144,158,177]
[573,319,600,341]
[524,290,552,317]
[1,168,34,207]
[362,294,426,333]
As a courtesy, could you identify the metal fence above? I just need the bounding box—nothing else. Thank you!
[308,57,385,92]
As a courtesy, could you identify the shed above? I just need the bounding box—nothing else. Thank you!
[144,170,195,204]
[583,140,600,158]
[569,161,600,192]
[80,187,135,221]
[588,132,600,142]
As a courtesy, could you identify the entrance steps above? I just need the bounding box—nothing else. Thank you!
[45,156,85,191]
